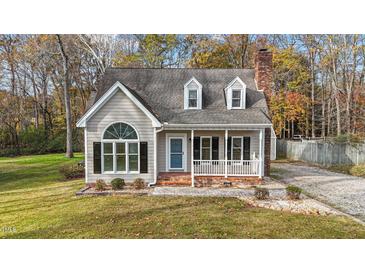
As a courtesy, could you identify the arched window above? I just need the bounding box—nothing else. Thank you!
[102,122,139,173]
[103,123,138,140]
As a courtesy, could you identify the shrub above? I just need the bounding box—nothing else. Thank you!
[286,185,302,200]
[132,178,146,189]
[59,163,84,180]
[95,179,106,191]
[349,165,365,177]
[111,178,125,190]
[254,187,269,200]
[334,133,363,144]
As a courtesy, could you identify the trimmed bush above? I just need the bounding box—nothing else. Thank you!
[59,163,84,180]
[132,178,146,189]
[286,185,302,200]
[111,178,125,190]
[254,187,269,200]
[95,179,106,191]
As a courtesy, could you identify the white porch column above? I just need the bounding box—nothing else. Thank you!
[258,129,263,178]
[84,127,88,184]
[225,129,228,178]
[153,127,157,184]
[191,129,194,187]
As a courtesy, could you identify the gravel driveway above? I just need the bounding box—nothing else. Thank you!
[271,162,365,221]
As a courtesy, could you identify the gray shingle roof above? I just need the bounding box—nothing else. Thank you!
[92,68,271,125]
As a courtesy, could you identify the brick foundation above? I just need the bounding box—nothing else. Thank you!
[156,172,191,186]
[156,172,262,187]
[194,176,262,187]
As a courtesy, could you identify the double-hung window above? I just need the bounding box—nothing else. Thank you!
[116,143,126,172]
[232,137,242,161]
[231,136,251,161]
[188,89,198,108]
[232,89,242,108]
[184,77,202,109]
[201,137,212,160]
[225,77,246,109]
[102,122,139,173]
[103,143,114,171]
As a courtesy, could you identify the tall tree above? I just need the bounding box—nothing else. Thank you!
[56,34,73,158]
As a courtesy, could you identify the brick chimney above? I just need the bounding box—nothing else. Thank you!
[254,48,273,96]
[255,48,273,177]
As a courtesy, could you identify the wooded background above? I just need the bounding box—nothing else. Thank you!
[1,34,365,157]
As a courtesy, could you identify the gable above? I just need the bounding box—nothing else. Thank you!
[76,81,161,128]
[87,90,152,128]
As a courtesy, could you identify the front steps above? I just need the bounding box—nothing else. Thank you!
[156,172,191,186]
[156,172,262,187]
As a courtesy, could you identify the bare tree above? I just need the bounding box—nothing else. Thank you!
[56,34,73,158]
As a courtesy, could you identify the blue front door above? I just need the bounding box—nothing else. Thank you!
[169,137,184,169]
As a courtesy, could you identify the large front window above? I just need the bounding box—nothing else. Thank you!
[102,122,139,173]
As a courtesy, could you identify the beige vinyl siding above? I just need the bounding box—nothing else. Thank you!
[157,130,260,173]
[86,90,154,184]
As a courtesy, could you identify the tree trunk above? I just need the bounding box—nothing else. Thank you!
[334,94,341,136]
[327,96,332,136]
[321,90,326,138]
[310,51,316,138]
[56,34,73,158]
[305,101,310,138]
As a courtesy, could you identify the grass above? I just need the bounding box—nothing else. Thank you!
[1,154,365,238]
[327,164,365,178]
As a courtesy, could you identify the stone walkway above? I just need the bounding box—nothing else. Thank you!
[151,185,340,216]
[151,186,286,199]
[272,162,365,221]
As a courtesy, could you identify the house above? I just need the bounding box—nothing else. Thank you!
[76,49,276,187]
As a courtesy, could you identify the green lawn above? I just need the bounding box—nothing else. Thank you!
[1,154,365,239]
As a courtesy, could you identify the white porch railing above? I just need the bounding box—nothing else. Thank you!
[193,160,260,176]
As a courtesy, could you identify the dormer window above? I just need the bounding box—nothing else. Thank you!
[184,77,202,109]
[232,89,243,108]
[225,77,246,110]
[188,89,198,108]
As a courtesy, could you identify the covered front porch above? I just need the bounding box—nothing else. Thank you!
[156,126,268,187]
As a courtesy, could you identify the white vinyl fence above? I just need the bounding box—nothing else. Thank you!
[276,140,365,166]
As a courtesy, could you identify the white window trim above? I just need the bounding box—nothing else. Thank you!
[184,77,202,110]
[231,136,243,162]
[231,89,244,109]
[230,136,251,161]
[188,89,198,108]
[225,77,246,110]
[101,122,140,174]
[165,133,187,171]
[200,136,212,161]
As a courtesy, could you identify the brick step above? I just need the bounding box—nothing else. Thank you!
[156,180,191,186]
[157,176,191,180]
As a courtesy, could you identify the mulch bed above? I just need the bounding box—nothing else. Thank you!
[76,186,152,196]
